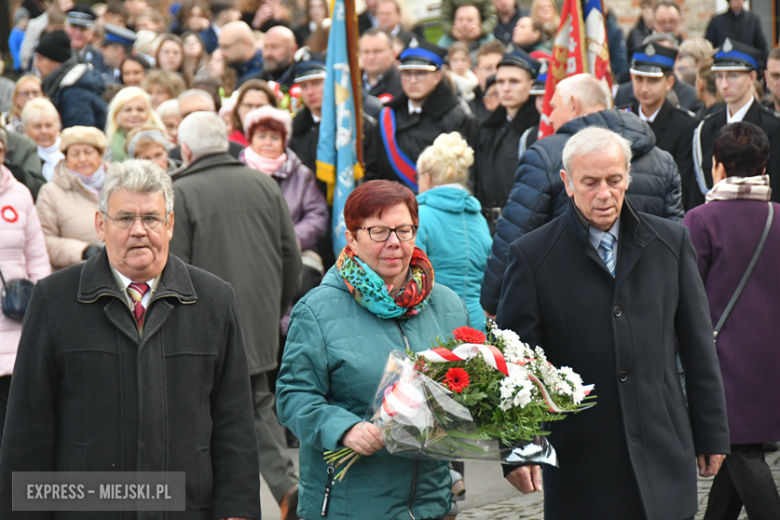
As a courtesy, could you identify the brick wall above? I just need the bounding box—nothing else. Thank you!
[609,0,719,38]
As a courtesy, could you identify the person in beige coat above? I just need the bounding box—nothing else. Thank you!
[35,126,108,270]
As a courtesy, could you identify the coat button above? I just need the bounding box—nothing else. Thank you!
[619,371,628,382]
[613,306,622,317]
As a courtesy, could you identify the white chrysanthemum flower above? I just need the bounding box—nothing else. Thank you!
[560,366,586,404]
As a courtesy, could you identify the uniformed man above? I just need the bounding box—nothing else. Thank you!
[364,37,479,191]
[101,24,137,84]
[620,42,696,207]
[474,46,540,233]
[65,5,108,74]
[288,51,327,174]
[691,38,780,208]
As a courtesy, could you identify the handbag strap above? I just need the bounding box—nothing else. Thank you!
[714,202,774,341]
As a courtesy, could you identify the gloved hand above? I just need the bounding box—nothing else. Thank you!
[82,244,103,260]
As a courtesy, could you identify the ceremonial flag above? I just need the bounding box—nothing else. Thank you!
[538,0,612,139]
[316,0,364,257]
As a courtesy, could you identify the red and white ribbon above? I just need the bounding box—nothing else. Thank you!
[380,378,431,431]
[418,344,509,376]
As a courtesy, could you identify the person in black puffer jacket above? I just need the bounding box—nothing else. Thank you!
[481,74,684,316]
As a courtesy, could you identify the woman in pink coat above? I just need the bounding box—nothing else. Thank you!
[0,128,51,441]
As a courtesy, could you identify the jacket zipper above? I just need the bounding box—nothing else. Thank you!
[395,321,417,520]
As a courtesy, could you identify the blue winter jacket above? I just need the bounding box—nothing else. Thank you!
[417,187,492,331]
[45,62,107,130]
[277,266,471,520]
[480,109,684,314]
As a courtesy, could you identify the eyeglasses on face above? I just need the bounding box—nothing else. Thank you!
[358,225,418,242]
[103,212,169,230]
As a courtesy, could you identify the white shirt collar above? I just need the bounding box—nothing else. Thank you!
[588,217,621,261]
[212,23,221,37]
[113,267,157,309]
[311,112,322,123]
[391,24,401,37]
[638,103,663,122]
[408,99,422,114]
[727,96,753,124]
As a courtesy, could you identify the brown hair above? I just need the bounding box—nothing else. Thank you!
[476,40,506,63]
[697,56,718,97]
[247,118,288,146]
[155,34,185,75]
[344,180,419,233]
[142,69,187,100]
[231,79,278,135]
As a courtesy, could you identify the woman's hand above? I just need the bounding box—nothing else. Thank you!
[342,422,384,456]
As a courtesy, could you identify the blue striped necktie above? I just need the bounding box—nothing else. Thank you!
[599,232,616,277]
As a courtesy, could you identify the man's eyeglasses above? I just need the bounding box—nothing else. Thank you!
[104,212,169,230]
[359,225,417,242]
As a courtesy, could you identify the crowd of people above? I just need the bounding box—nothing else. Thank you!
[0,0,779,519]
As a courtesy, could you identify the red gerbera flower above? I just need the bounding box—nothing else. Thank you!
[443,367,470,393]
[452,326,487,345]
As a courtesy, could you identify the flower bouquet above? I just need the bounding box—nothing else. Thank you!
[324,323,595,481]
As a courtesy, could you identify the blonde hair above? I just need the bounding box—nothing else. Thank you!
[416,132,474,189]
[678,38,714,65]
[21,97,60,130]
[12,75,42,118]
[105,86,165,140]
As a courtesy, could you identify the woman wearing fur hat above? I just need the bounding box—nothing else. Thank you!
[239,105,328,335]
[35,126,109,270]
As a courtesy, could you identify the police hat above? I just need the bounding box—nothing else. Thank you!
[66,5,97,28]
[103,24,137,47]
[498,46,540,79]
[712,38,761,72]
[398,37,447,72]
[294,49,327,84]
[630,42,678,77]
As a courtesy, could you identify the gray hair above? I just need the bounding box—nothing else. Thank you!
[642,33,679,49]
[177,89,216,111]
[555,74,613,111]
[156,98,180,119]
[177,112,229,160]
[21,97,61,129]
[99,159,174,215]
[562,127,633,188]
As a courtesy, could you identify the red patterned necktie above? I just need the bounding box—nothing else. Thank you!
[127,282,150,327]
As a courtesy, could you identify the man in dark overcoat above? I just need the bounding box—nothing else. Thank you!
[497,127,730,520]
[0,159,261,519]
[474,47,540,233]
[364,37,479,192]
[170,112,303,519]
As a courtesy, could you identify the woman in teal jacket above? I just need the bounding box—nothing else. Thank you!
[276,180,471,520]
[416,132,492,332]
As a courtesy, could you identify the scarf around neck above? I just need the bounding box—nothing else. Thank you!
[336,246,434,320]
[69,164,106,195]
[705,175,772,203]
[243,145,287,175]
[39,137,64,182]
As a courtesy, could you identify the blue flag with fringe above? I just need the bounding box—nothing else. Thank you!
[316,0,363,258]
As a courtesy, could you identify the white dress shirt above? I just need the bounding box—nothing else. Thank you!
[588,217,621,266]
[113,268,157,310]
[727,95,753,124]
[311,112,322,123]
[408,100,422,114]
[638,104,662,123]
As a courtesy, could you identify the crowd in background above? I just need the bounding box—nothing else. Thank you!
[1,0,780,519]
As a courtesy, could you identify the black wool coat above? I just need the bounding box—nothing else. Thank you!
[366,65,403,102]
[289,107,321,174]
[0,251,261,519]
[364,80,480,189]
[474,101,540,213]
[704,9,770,64]
[690,101,780,209]
[496,201,730,520]
[623,100,696,210]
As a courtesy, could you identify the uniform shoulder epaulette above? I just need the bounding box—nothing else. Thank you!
[760,104,780,118]
[701,106,725,122]
[673,105,696,118]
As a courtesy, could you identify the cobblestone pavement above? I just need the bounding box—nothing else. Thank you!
[457,450,780,520]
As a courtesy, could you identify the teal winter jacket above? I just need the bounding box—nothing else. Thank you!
[276,266,471,520]
[416,187,492,331]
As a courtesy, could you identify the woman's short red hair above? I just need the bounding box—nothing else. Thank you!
[344,180,419,233]
[248,118,288,146]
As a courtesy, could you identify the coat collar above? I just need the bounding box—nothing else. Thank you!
[293,107,317,136]
[387,80,459,120]
[565,198,657,284]
[77,248,197,306]
[172,152,241,181]
[481,98,539,129]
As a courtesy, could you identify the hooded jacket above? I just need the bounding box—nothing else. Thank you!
[42,55,107,130]
[481,109,685,314]
[417,186,492,331]
[276,267,471,520]
[0,165,51,377]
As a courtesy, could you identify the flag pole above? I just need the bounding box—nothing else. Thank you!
[344,0,364,167]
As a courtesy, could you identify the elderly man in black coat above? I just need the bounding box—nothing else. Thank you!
[0,159,261,519]
[497,127,730,520]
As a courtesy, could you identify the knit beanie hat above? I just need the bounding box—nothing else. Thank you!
[35,30,73,64]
